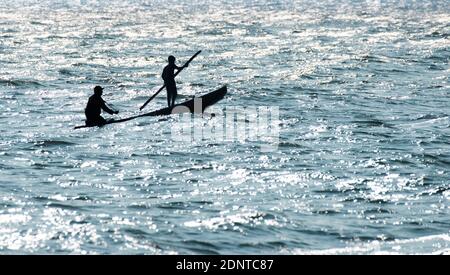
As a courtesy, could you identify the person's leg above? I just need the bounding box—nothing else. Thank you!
[97,116,107,126]
[171,83,177,107]
[86,119,94,127]
[167,82,176,108]
[86,116,107,127]
[167,88,171,108]
[85,114,95,126]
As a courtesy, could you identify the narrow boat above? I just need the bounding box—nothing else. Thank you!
[74,85,227,129]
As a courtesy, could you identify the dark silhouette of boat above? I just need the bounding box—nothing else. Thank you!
[74,85,227,129]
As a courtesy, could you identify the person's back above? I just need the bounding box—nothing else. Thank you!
[162,63,176,85]
[85,94,103,120]
[161,55,187,108]
[162,55,184,108]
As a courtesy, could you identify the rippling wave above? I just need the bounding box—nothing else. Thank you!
[0,0,449,254]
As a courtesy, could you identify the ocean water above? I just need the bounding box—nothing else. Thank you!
[0,0,449,254]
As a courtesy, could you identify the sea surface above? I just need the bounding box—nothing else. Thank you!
[0,0,449,254]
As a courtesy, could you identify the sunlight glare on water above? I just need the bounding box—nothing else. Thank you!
[0,0,449,254]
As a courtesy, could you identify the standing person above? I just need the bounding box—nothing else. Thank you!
[162,55,187,108]
[84,86,119,126]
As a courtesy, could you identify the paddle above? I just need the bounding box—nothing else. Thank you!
[139,50,202,111]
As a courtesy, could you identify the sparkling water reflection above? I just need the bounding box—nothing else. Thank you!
[0,0,449,254]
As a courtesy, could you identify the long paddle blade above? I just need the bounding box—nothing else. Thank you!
[139,50,202,111]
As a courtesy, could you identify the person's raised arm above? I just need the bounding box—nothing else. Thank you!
[175,64,187,70]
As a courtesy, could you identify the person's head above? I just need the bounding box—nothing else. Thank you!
[94,86,104,96]
[168,55,176,64]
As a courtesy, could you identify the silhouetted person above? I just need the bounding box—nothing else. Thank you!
[162,55,187,108]
[85,86,118,126]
